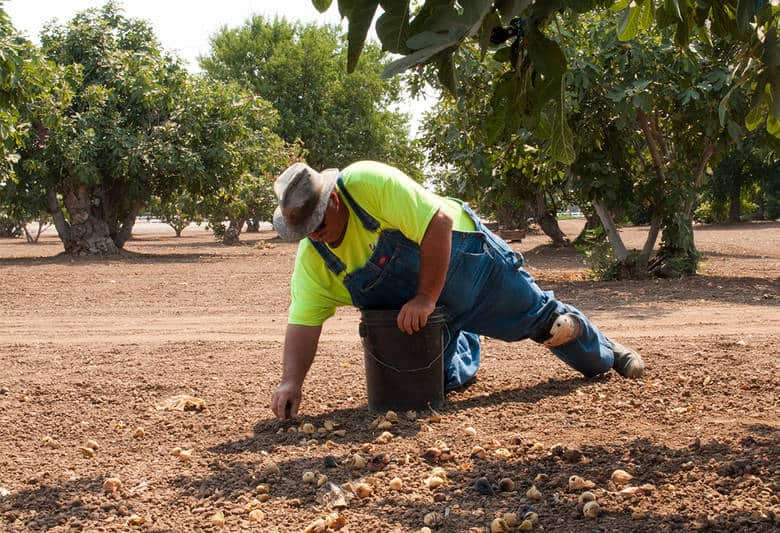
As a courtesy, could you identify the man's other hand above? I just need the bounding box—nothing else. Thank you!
[397,294,436,334]
[271,381,302,420]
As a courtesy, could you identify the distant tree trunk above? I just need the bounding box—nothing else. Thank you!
[222,217,247,245]
[592,199,628,262]
[60,184,119,255]
[728,175,742,222]
[246,219,260,232]
[638,211,661,264]
[533,192,568,246]
[573,209,602,245]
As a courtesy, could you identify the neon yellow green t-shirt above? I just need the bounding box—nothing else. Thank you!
[288,161,475,326]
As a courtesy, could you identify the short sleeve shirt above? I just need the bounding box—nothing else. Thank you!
[288,161,475,326]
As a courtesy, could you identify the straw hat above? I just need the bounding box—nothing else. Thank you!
[272,162,339,241]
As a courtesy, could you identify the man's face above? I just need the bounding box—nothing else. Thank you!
[308,191,346,246]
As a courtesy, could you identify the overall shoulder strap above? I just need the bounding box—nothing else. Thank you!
[337,176,380,232]
[307,238,346,276]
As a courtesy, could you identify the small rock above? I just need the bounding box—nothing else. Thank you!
[248,509,265,523]
[464,426,477,436]
[389,477,403,490]
[385,410,399,423]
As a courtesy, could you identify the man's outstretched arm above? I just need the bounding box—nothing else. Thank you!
[397,209,453,334]
[271,323,322,419]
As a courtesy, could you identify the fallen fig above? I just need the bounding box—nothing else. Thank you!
[526,485,542,501]
[611,469,633,484]
[568,475,595,490]
[354,482,372,499]
[423,511,444,527]
[490,518,509,533]
[498,478,515,492]
[303,518,327,533]
[425,476,445,489]
[583,500,600,518]
[102,477,122,493]
[210,510,225,527]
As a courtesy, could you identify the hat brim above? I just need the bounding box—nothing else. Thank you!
[273,168,339,241]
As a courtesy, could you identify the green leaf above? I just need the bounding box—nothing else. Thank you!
[639,0,654,31]
[375,0,411,53]
[382,39,455,78]
[726,119,742,141]
[718,86,735,127]
[767,114,780,138]
[736,0,756,34]
[664,0,682,21]
[479,10,502,59]
[437,50,457,95]
[407,30,452,50]
[494,0,532,24]
[609,0,631,12]
[339,0,380,72]
[311,0,333,13]
[617,2,642,41]
[493,46,512,63]
[550,78,575,165]
[525,24,566,80]
[745,96,766,131]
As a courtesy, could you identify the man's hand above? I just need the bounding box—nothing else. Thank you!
[397,293,436,334]
[271,324,322,420]
[397,209,452,335]
[271,381,302,420]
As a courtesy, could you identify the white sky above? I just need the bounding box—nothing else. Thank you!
[5,0,435,136]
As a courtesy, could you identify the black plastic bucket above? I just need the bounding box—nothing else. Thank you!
[359,307,447,413]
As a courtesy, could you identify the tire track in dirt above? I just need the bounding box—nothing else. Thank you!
[2,303,777,345]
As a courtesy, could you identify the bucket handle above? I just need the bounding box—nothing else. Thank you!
[365,348,443,374]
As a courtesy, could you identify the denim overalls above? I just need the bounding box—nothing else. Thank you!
[309,177,615,390]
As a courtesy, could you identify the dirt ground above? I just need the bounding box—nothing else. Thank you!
[0,219,777,533]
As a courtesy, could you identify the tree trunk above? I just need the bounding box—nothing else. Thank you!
[533,192,568,246]
[638,211,661,264]
[246,219,260,232]
[222,218,246,245]
[46,189,71,244]
[592,199,628,262]
[728,174,742,223]
[573,209,602,245]
[113,200,142,249]
[60,185,119,255]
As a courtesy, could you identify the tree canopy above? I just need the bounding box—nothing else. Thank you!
[200,16,424,178]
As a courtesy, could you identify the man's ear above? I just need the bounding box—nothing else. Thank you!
[330,190,340,208]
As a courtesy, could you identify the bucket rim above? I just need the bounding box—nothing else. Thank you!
[359,306,448,325]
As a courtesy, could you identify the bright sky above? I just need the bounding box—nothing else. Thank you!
[5,0,434,136]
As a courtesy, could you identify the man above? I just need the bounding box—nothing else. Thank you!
[270,161,644,420]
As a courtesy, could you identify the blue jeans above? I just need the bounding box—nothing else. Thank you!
[438,206,615,386]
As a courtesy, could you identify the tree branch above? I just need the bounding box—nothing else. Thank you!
[592,199,628,262]
[637,109,667,181]
[46,188,71,243]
